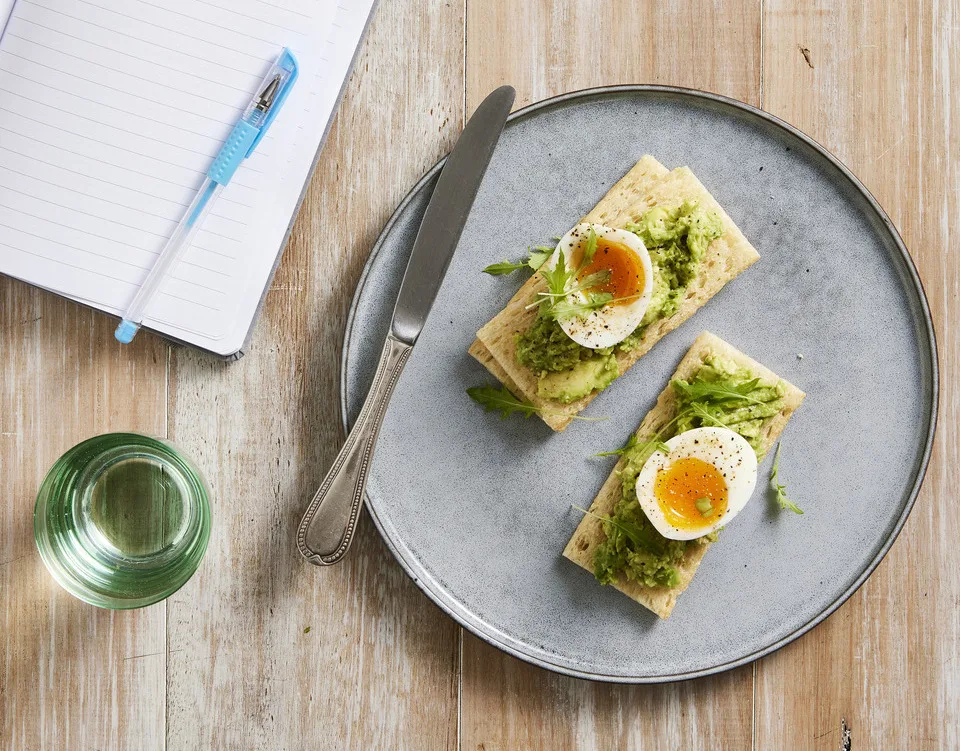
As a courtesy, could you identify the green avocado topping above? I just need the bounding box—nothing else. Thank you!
[515,201,724,398]
[591,356,785,589]
[515,316,611,373]
[626,200,724,334]
[537,354,619,403]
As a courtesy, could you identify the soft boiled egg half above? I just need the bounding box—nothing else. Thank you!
[636,427,758,540]
[546,223,653,349]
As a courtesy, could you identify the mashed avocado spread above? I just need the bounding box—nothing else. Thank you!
[514,317,619,403]
[537,355,618,402]
[592,356,785,589]
[516,202,724,401]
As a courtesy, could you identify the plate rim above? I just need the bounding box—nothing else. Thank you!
[339,84,940,683]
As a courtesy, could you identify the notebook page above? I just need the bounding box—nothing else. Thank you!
[280,0,379,186]
[212,0,379,352]
[0,0,335,354]
[1,2,16,30]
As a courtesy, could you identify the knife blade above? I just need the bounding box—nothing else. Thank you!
[297,85,516,566]
[391,85,516,343]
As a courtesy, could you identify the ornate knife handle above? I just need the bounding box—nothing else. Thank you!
[297,335,412,566]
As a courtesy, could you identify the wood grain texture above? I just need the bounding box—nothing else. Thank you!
[756,1,960,748]
[467,0,761,112]
[164,1,465,749]
[4,0,958,748]
[462,1,761,749]
[0,283,168,750]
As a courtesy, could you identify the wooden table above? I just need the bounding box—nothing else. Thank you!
[2,0,957,748]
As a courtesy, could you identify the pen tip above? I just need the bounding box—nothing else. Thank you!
[256,75,282,112]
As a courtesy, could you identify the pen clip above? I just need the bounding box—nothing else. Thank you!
[247,48,299,156]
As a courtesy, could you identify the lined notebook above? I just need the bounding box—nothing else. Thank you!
[0,0,378,356]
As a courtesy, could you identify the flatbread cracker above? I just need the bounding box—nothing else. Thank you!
[562,332,805,619]
[470,156,668,427]
[470,157,760,431]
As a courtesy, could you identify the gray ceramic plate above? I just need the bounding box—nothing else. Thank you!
[340,87,938,682]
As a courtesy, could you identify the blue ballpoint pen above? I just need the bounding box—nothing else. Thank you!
[115,48,299,344]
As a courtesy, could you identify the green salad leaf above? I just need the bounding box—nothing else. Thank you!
[482,259,529,276]
[528,228,623,324]
[544,291,613,324]
[672,377,767,405]
[528,247,552,270]
[594,431,639,457]
[466,385,539,419]
[688,401,733,430]
[581,226,599,265]
[467,385,607,422]
[770,443,803,514]
[482,246,553,276]
[594,432,670,461]
[573,505,667,555]
[539,249,572,300]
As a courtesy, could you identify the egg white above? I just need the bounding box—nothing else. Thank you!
[635,427,758,541]
[545,223,653,349]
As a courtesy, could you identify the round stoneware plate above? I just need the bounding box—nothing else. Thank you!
[340,87,938,682]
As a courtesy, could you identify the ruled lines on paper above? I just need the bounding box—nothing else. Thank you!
[0,0,340,350]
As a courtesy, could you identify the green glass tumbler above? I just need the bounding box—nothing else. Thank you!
[34,433,211,609]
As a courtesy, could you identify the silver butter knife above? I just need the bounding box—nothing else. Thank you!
[297,85,516,566]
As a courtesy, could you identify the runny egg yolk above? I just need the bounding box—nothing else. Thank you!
[654,457,729,531]
[574,237,645,306]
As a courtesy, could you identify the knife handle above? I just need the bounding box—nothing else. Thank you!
[297,334,412,566]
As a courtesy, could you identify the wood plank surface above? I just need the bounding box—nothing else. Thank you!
[3,0,958,748]
[755,2,960,748]
[461,2,762,749]
[0,287,168,749]
[163,1,465,749]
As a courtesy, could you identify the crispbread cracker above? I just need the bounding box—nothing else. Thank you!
[471,157,760,431]
[467,338,524,398]
[562,332,805,619]
[471,156,669,429]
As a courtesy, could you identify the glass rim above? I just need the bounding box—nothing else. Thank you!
[34,433,211,610]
